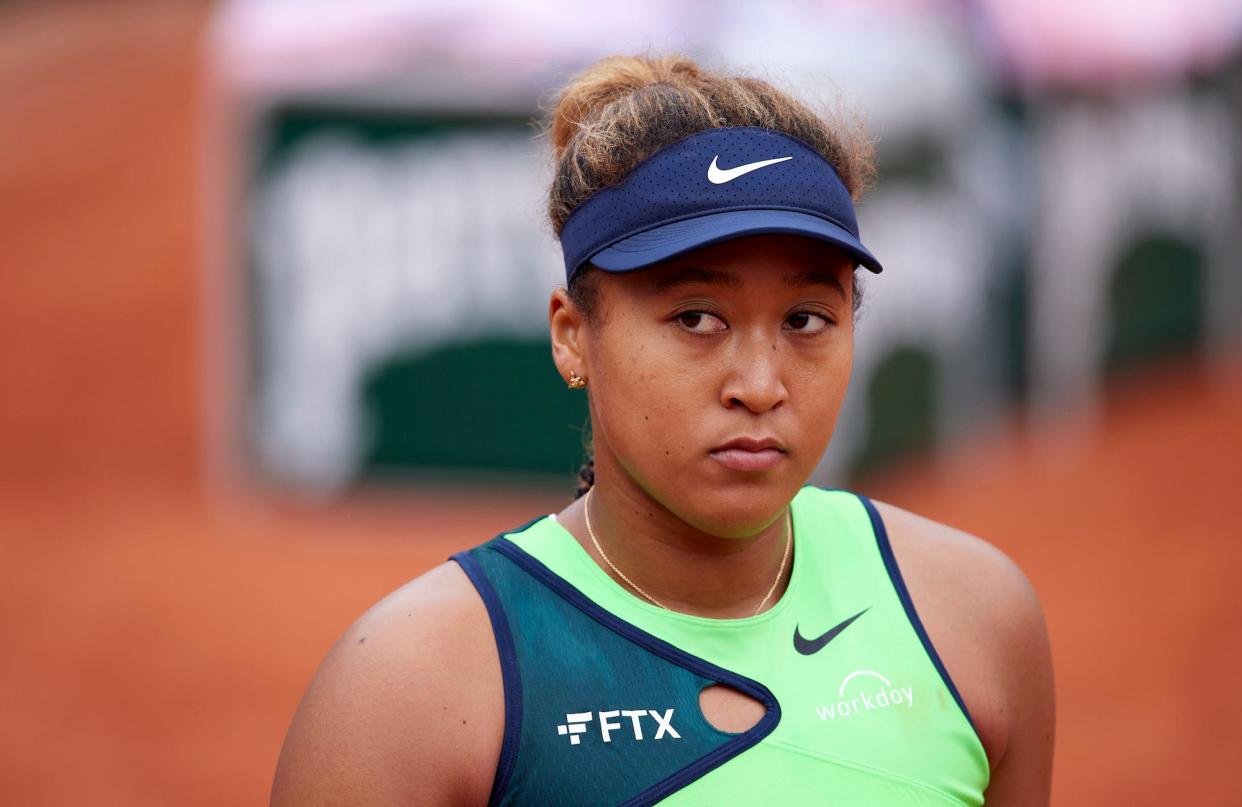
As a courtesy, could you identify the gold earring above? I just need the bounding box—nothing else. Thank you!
[567,371,587,389]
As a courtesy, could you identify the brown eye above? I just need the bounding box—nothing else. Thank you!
[677,311,727,334]
[786,312,830,333]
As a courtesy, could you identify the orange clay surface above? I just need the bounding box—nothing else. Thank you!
[2,3,1240,805]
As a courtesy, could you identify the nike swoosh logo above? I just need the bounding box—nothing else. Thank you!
[793,608,869,656]
[707,155,793,184]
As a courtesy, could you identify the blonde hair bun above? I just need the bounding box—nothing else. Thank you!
[544,53,874,236]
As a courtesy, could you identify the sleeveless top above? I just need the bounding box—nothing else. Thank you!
[450,487,989,806]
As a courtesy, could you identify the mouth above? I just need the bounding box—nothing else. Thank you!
[709,436,787,472]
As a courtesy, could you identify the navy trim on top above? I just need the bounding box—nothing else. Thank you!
[489,537,782,807]
[855,493,980,737]
[447,517,544,807]
[450,549,523,807]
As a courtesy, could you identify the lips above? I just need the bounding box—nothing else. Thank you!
[709,436,787,472]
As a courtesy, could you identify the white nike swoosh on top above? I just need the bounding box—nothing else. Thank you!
[707,155,793,184]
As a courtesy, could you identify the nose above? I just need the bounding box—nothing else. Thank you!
[720,336,788,414]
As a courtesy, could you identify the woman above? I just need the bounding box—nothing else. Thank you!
[272,54,1054,806]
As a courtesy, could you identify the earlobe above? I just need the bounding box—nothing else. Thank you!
[549,288,588,384]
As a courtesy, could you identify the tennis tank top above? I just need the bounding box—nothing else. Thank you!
[450,486,989,805]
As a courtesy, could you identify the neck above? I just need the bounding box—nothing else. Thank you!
[560,463,793,619]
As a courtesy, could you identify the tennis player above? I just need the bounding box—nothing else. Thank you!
[273,54,1054,806]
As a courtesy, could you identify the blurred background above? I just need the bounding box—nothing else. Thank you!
[2,0,1240,803]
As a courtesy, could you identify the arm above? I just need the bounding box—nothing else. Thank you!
[978,558,1055,805]
[271,562,503,807]
[875,501,1055,806]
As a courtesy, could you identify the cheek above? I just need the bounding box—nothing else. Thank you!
[589,324,708,462]
[802,337,853,398]
[782,333,853,445]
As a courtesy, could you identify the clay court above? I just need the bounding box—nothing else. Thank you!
[2,3,1240,805]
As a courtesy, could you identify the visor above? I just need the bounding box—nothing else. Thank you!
[559,126,883,283]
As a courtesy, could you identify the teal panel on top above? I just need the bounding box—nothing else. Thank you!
[462,539,748,807]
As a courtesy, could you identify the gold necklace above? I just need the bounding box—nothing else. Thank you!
[582,488,792,617]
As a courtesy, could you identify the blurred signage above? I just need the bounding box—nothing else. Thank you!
[245,107,585,491]
[212,2,1242,496]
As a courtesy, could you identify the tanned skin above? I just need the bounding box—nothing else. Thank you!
[271,234,1055,806]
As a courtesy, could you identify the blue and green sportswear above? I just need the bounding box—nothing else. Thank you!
[450,486,990,805]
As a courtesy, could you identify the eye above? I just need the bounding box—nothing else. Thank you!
[676,310,727,334]
[785,311,832,333]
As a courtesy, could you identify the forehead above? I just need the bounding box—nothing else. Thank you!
[639,234,855,295]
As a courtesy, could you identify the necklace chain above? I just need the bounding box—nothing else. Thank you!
[582,488,792,617]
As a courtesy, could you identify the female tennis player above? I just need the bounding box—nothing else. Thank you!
[272,54,1054,806]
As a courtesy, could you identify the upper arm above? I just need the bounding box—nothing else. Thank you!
[874,501,1055,806]
[270,561,503,807]
[978,554,1055,806]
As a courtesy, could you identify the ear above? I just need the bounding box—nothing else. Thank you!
[549,287,589,385]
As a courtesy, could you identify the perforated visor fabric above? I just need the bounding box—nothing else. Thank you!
[559,127,883,282]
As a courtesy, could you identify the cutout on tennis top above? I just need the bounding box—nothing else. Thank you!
[699,683,766,734]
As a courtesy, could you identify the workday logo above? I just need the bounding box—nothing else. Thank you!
[556,709,680,745]
[815,669,914,721]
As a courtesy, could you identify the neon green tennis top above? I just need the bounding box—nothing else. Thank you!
[451,486,990,805]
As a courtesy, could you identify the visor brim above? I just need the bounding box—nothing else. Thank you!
[587,209,883,275]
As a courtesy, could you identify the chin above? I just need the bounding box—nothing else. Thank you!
[674,478,799,539]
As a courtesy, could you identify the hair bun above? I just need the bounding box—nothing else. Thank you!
[548,54,703,157]
[543,51,873,236]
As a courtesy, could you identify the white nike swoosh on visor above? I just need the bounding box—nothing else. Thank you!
[707,155,793,184]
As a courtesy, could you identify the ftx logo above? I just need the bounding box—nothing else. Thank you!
[556,709,680,745]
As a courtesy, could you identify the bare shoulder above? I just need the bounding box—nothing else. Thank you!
[871,500,1054,804]
[271,560,503,807]
[872,500,1042,625]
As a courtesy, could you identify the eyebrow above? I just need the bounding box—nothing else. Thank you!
[653,266,743,291]
[785,267,847,298]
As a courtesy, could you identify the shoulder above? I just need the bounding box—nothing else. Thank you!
[271,558,504,807]
[870,498,1042,629]
[868,498,1054,790]
[809,486,1043,624]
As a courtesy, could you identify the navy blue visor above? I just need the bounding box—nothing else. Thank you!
[559,126,883,284]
